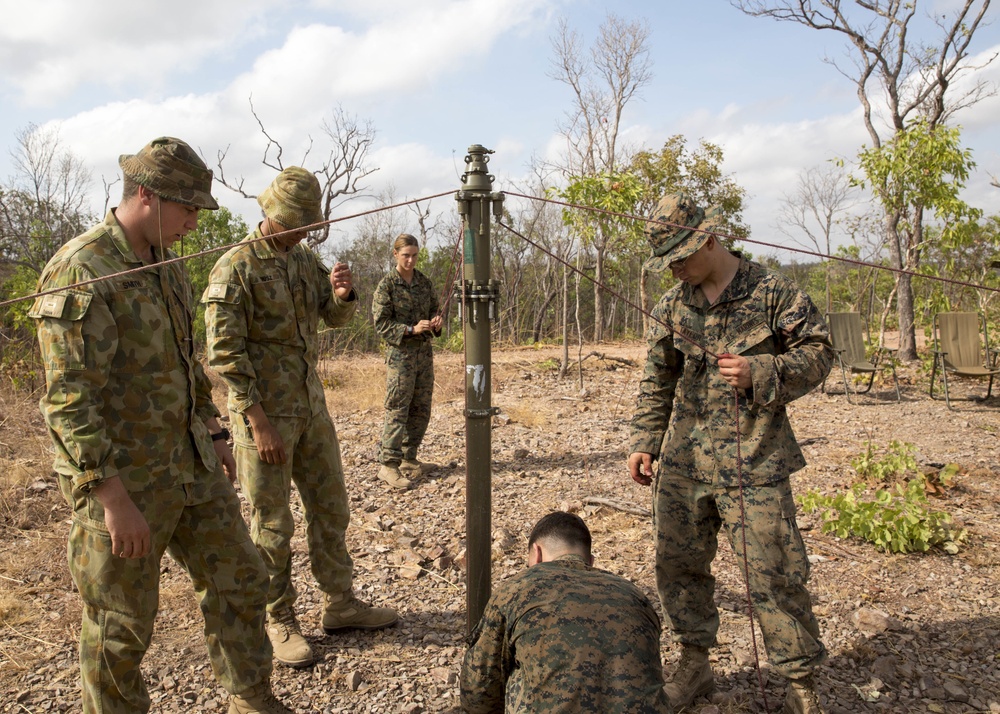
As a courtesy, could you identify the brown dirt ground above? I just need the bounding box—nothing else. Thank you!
[1,342,998,713]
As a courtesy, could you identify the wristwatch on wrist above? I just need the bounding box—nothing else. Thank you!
[405,325,414,336]
[211,428,231,442]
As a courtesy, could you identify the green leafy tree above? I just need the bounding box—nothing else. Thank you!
[176,206,249,348]
[852,119,982,351]
[1,125,94,382]
[733,0,995,360]
[916,215,1000,330]
[628,136,749,330]
[557,171,645,342]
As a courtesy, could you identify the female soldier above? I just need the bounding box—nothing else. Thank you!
[372,233,442,489]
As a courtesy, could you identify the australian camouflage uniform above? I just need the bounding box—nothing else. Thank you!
[461,554,673,713]
[204,229,358,610]
[372,268,438,464]
[30,211,272,713]
[629,255,833,679]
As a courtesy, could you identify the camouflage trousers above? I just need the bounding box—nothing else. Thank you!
[654,472,826,679]
[380,340,434,464]
[60,468,272,714]
[233,409,354,613]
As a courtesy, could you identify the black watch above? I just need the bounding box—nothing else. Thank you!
[211,428,231,442]
[405,325,414,336]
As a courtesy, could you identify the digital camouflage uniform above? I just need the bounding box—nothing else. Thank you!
[629,255,833,680]
[372,268,438,464]
[461,554,672,713]
[204,228,357,612]
[30,211,272,713]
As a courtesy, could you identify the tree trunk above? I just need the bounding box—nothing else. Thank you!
[559,262,570,377]
[593,245,605,343]
[531,290,557,344]
[884,210,918,360]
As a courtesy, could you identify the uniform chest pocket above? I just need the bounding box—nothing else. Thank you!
[726,320,775,357]
[293,282,320,336]
[107,287,179,373]
[674,330,712,386]
[249,277,297,341]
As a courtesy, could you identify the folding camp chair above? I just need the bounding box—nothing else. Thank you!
[930,312,1000,410]
[821,312,900,403]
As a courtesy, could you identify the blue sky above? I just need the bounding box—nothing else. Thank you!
[1,0,998,260]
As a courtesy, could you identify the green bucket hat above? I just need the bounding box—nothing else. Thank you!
[119,137,218,210]
[257,166,323,230]
[642,191,706,273]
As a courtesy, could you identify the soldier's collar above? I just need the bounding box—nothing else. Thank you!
[106,209,143,265]
[249,227,281,260]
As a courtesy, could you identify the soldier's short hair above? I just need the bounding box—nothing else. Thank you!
[122,175,141,201]
[528,511,592,557]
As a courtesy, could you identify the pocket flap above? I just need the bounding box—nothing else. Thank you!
[726,320,772,355]
[202,282,242,304]
[28,290,93,321]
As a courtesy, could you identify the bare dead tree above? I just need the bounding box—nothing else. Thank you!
[549,12,653,342]
[550,14,652,175]
[0,124,93,276]
[216,101,377,249]
[778,164,857,313]
[733,0,996,359]
[407,200,437,246]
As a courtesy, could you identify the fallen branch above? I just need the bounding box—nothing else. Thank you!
[565,351,636,369]
[584,496,651,518]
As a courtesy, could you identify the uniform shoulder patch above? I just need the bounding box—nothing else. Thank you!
[28,290,93,320]
[202,282,242,304]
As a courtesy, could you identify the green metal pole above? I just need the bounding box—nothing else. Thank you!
[455,145,503,634]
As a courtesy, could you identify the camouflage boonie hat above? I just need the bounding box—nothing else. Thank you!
[119,137,218,210]
[643,191,706,273]
[258,166,323,230]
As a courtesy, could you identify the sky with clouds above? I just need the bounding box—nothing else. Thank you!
[1,0,998,260]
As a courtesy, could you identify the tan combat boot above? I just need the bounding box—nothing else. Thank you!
[400,458,438,479]
[266,607,314,668]
[783,676,826,714]
[322,590,399,634]
[377,463,411,490]
[229,681,294,714]
[663,644,715,710]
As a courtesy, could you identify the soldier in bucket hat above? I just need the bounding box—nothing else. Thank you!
[30,137,292,713]
[627,192,834,713]
[205,167,398,669]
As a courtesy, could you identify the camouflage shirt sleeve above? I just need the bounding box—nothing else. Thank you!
[372,274,406,347]
[31,261,117,493]
[460,596,512,713]
[744,275,833,407]
[203,253,262,413]
[174,264,219,424]
[629,293,683,456]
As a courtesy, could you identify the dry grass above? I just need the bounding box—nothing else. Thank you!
[0,383,75,677]
[499,401,552,427]
[319,355,389,413]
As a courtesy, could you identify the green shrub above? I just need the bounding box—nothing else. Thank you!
[800,476,965,554]
[851,439,918,484]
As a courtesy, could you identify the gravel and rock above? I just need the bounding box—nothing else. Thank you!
[1,344,998,713]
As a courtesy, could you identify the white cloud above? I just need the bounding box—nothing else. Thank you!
[0,0,276,105]
[40,0,557,226]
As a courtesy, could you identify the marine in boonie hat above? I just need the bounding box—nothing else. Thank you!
[118,137,219,210]
[258,166,324,230]
[643,191,707,273]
